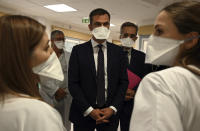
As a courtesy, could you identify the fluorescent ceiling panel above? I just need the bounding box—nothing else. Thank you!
[44,4,77,12]
[110,23,115,27]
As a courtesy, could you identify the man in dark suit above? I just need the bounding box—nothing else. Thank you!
[68,8,128,131]
[119,22,146,131]
[118,22,170,131]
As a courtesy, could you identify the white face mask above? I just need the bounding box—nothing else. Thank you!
[54,41,64,49]
[64,42,76,53]
[145,35,184,66]
[92,26,110,40]
[32,52,64,81]
[120,37,135,48]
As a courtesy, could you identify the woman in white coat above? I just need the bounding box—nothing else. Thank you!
[130,1,200,131]
[0,15,66,131]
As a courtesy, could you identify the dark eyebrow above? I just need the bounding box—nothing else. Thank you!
[94,21,109,24]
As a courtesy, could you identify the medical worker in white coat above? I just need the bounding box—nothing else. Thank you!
[0,15,66,131]
[39,30,75,131]
[130,1,200,131]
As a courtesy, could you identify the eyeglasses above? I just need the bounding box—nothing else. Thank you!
[122,33,137,38]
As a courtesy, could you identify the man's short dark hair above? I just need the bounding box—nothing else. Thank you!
[120,22,138,35]
[51,30,64,40]
[89,8,110,24]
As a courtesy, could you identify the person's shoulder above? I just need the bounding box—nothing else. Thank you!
[132,48,145,56]
[17,98,64,129]
[144,66,190,86]
[13,97,57,113]
[146,66,181,77]
[155,66,191,77]
[2,97,61,120]
[140,67,178,94]
[140,66,199,104]
[70,41,91,54]
[74,40,91,48]
[107,42,124,54]
[107,41,121,49]
[1,96,65,131]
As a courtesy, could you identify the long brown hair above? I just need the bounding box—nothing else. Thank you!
[0,15,46,101]
[162,1,200,75]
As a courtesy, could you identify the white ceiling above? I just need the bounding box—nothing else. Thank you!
[0,0,196,40]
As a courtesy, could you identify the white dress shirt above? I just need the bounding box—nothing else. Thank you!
[84,39,117,116]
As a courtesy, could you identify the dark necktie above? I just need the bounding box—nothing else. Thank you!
[97,44,105,107]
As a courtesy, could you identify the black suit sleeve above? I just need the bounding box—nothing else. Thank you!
[111,48,129,111]
[68,46,90,113]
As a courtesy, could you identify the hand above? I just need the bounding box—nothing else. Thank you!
[55,88,67,101]
[96,108,114,124]
[125,89,135,101]
[89,109,104,120]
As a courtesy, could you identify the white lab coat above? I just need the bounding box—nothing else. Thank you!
[0,95,66,131]
[39,51,72,131]
[130,66,200,131]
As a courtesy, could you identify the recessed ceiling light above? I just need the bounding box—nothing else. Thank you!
[110,23,115,27]
[44,4,77,12]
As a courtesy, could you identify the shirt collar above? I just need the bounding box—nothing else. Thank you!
[91,38,107,48]
[122,47,132,55]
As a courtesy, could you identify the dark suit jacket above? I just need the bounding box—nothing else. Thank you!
[127,48,146,91]
[127,49,169,91]
[129,49,145,78]
[68,40,128,124]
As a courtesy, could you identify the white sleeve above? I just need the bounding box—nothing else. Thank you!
[39,76,60,97]
[25,101,67,131]
[84,106,94,116]
[129,73,183,131]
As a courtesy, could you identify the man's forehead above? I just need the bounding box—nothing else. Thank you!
[92,14,109,21]
[123,26,136,32]
[55,34,64,38]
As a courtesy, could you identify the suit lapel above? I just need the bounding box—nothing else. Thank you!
[107,42,113,88]
[87,41,97,78]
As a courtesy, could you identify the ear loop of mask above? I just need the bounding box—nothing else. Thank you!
[180,35,200,53]
[183,35,200,68]
[183,35,200,43]
[185,35,200,52]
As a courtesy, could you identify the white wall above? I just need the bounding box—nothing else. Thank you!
[135,36,140,50]
[33,16,52,39]
[0,7,52,40]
